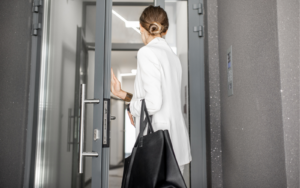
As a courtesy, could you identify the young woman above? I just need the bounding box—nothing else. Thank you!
[110,5,192,175]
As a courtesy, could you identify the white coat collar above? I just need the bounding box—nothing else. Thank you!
[146,37,165,46]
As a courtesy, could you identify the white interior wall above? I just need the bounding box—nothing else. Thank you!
[122,77,135,94]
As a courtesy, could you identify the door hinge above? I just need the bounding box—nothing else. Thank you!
[193,3,203,14]
[32,23,42,36]
[194,25,203,37]
[33,0,43,13]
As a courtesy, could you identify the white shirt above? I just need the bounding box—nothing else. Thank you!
[129,37,192,166]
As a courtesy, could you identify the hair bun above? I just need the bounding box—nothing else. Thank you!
[149,22,163,35]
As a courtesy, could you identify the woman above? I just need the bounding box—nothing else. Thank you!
[110,5,192,175]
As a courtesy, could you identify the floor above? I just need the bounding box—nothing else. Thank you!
[109,167,124,188]
[86,165,190,188]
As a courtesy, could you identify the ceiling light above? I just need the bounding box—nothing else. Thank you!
[126,21,139,28]
[120,73,136,77]
[112,10,140,34]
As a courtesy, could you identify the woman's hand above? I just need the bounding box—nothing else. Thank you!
[111,68,126,99]
[127,111,135,126]
[111,68,121,96]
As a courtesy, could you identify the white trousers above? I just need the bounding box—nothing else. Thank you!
[179,165,184,175]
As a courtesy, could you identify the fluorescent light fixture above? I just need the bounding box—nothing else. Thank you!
[120,69,137,77]
[120,73,136,77]
[126,21,139,28]
[112,10,140,34]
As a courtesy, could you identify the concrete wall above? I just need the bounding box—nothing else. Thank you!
[218,0,287,187]
[206,0,300,187]
[205,0,223,187]
[0,1,32,187]
[277,0,300,187]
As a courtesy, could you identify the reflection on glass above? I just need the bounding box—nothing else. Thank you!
[34,1,97,187]
[112,6,146,43]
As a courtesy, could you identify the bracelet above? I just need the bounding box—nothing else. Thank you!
[124,92,133,102]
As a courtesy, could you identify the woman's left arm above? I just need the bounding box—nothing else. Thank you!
[130,47,163,117]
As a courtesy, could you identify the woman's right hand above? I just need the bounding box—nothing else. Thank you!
[127,111,135,126]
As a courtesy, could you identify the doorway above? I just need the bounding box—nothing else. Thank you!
[107,1,191,187]
[29,0,205,187]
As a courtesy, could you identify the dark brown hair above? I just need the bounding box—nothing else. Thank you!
[139,5,169,36]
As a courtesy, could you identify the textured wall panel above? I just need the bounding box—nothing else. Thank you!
[217,0,287,187]
[205,0,223,187]
[277,0,300,187]
[0,0,32,187]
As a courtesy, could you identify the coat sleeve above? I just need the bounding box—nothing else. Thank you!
[130,47,163,117]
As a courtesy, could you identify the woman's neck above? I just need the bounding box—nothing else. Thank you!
[145,35,161,45]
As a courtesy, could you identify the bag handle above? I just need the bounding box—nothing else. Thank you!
[136,99,154,147]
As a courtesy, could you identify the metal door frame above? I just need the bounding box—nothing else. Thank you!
[187,0,207,187]
[23,0,46,187]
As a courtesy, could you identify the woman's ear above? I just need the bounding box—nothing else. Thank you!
[162,29,168,37]
[139,23,143,33]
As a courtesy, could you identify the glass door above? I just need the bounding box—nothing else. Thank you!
[33,0,110,188]
[107,1,191,187]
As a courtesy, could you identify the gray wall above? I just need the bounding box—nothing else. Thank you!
[218,0,287,187]
[0,0,32,187]
[206,0,300,187]
[277,0,300,187]
[205,0,223,187]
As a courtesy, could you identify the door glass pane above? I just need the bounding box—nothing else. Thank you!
[110,50,137,187]
[111,6,146,43]
[34,1,97,188]
[108,1,190,188]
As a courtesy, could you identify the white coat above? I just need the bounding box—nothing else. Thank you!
[129,37,192,166]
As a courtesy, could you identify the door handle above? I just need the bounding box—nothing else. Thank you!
[110,116,116,120]
[79,84,100,174]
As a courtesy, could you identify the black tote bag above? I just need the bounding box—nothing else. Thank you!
[121,99,187,188]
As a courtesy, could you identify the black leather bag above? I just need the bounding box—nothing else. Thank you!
[121,99,187,188]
